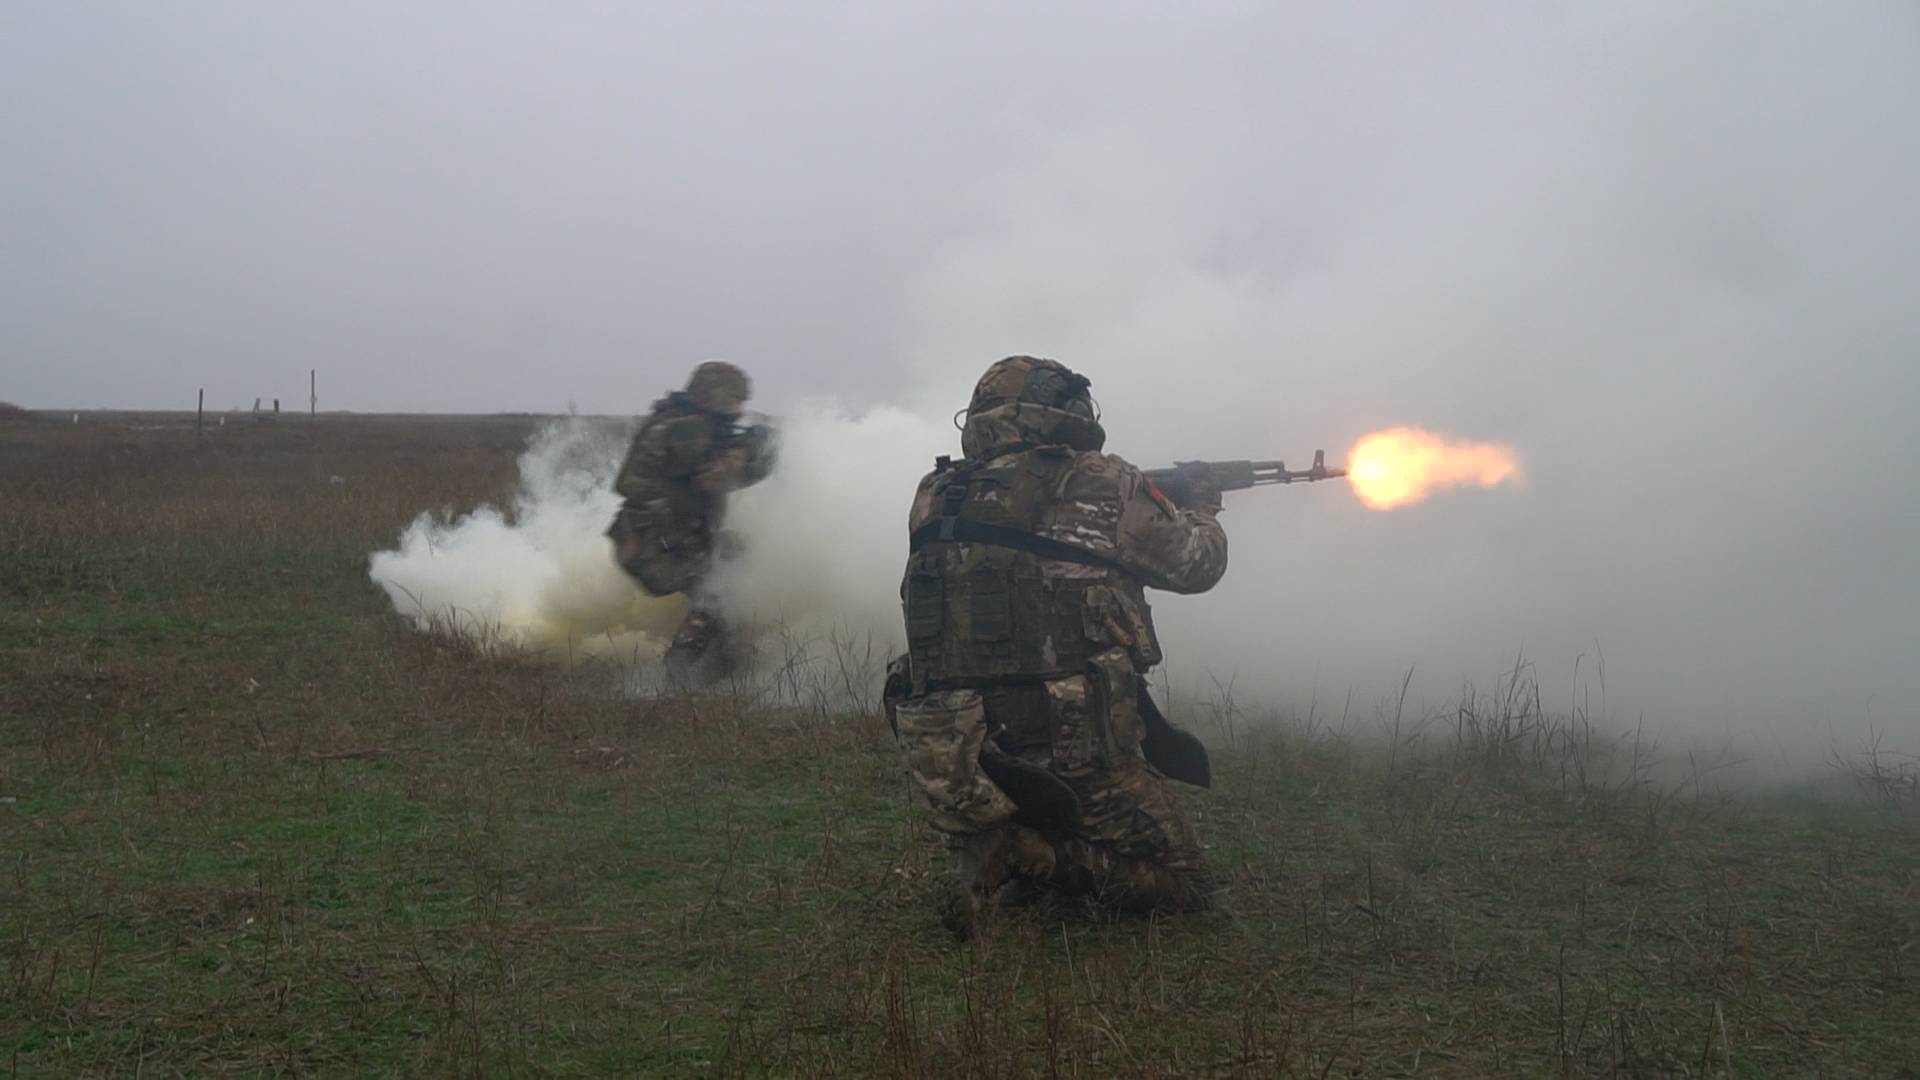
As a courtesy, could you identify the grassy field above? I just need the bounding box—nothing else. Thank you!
[2,411,1916,1077]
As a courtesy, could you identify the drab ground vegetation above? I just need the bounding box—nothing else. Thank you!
[2,413,1915,1076]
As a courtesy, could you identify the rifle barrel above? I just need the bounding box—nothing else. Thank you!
[1247,450,1346,483]
[1145,451,1347,490]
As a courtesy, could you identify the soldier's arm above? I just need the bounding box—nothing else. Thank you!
[1110,467,1229,595]
[691,419,777,494]
[691,437,757,495]
[616,414,720,498]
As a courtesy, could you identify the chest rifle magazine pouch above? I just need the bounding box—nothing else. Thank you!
[895,690,1016,834]
[968,562,1016,673]
[904,567,945,674]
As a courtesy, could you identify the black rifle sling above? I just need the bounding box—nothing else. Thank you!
[910,515,1119,570]
[913,456,1116,567]
[915,453,1116,567]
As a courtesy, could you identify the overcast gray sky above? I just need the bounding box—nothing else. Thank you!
[7,0,1309,412]
[8,2,1918,751]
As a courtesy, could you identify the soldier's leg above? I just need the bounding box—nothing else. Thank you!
[959,795,1206,915]
[940,828,1006,937]
[895,690,1038,937]
[1043,655,1216,915]
[1068,762,1215,913]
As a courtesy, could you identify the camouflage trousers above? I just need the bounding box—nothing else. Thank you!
[608,496,714,598]
[892,652,1213,931]
[943,761,1213,921]
[629,526,750,688]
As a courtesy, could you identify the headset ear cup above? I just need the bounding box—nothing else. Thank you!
[1059,373,1094,418]
[1021,368,1058,410]
[1020,366,1094,416]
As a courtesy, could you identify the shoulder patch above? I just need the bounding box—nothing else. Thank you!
[1143,479,1179,517]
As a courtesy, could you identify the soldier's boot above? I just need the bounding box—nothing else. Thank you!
[993,826,1090,910]
[941,825,1061,939]
[663,611,738,686]
[939,832,999,940]
[1080,846,1216,915]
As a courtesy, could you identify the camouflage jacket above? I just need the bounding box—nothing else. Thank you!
[900,402,1227,689]
[609,394,771,595]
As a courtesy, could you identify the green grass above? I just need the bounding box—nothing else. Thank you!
[2,414,1916,1075]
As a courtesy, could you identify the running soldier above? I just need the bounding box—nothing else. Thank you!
[608,361,775,682]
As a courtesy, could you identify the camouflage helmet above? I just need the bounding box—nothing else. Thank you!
[684,361,751,416]
[961,355,1106,457]
[968,356,1097,419]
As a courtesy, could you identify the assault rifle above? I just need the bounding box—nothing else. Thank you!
[1145,450,1346,507]
[732,411,779,484]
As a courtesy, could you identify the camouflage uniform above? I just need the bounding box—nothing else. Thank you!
[889,356,1228,933]
[608,362,774,681]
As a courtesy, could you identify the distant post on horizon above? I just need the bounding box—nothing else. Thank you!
[311,369,316,416]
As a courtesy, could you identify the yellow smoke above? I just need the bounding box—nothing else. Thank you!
[519,583,688,656]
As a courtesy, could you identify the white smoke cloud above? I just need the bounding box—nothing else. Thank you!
[368,418,686,656]
[883,6,1920,756]
[368,406,949,663]
[713,402,949,645]
[363,3,1917,763]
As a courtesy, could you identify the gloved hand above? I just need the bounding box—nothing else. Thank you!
[1156,466,1222,514]
[736,420,778,483]
[1182,474,1224,514]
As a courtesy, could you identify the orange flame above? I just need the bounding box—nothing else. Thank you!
[1346,427,1521,510]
